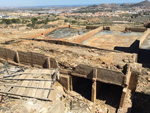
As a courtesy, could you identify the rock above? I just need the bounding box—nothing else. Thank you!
[147,71,150,76]
[146,77,150,82]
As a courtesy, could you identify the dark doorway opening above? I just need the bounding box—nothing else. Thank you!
[97,82,123,110]
[72,76,92,100]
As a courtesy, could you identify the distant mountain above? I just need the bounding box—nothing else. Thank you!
[130,0,150,7]
[99,0,150,8]
[120,3,132,7]
[74,0,150,13]
[100,3,120,8]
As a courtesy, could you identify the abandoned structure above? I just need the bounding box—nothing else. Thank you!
[0,25,150,113]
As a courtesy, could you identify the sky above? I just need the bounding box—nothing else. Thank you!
[0,0,147,7]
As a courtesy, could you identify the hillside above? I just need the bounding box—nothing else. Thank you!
[74,0,150,13]
[131,0,150,7]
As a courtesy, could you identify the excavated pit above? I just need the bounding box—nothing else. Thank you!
[72,76,93,100]
[45,28,88,39]
[96,82,123,110]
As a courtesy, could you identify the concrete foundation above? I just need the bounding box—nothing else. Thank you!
[0,43,140,113]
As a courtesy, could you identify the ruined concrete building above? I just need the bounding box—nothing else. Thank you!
[0,25,150,113]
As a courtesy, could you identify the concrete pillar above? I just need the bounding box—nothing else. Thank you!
[91,79,96,102]
[118,65,132,113]
[0,95,3,103]
[91,69,97,102]
[47,57,51,68]
[70,76,73,91]
[119,88,127,108]
[15,52,20,63]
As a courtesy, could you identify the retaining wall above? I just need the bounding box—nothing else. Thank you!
[73,26,103,43]
[86,26,99,29]
[125,27,146,32]
[30,25,70,39]
[33,39,121,53]
[137,29,150,47]
[127,29,150,53]
[96,68,125,86]
[0,47,16,61]
[0,46,127,87]
[0,46,57,68]
[71,64,126,87]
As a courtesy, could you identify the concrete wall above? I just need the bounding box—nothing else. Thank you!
[0,46,127,87]
[0,46,58,69]
[0,47,16,61]
[86,26,99,29]
[50,58,58,68]
[71,64,126,87]
[128,29,150,53]
[18,51,48,67]
[125,27,146,32]
[34,39,120,53]
[71,64,94,79]
[58,74,70,90]
[73,26,103,43]
[0,46,129,88]
[30,25,70,39]
[103,26,110,30]
[18,51,32,66]
[97,68,125,86]
[138,29,150,47]
[30,28,57,39]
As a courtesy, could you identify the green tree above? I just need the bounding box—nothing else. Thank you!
[64,19,68,22]
[11,19,20,23]
[71,20,77,24]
